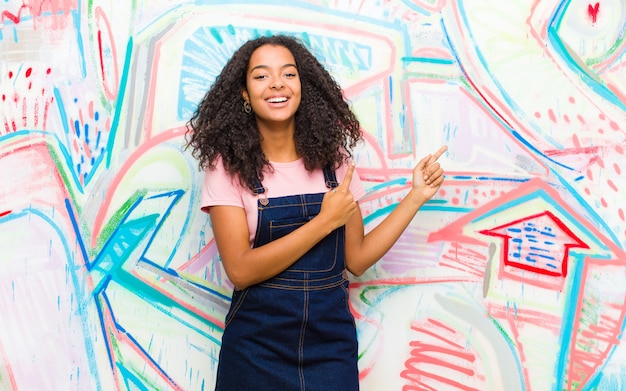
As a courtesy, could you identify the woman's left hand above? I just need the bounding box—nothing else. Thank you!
[411,146,447,200]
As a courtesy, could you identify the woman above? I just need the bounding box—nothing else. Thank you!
[186,35,446,391]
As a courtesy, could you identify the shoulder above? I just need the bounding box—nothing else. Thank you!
[201,156,247,211]
[204,156,238,186]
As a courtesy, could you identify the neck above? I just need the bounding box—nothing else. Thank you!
[261,138,299,162]
[258,122,299,163]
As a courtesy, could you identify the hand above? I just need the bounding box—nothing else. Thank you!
[412,146,447,201]
[319,162,359,230]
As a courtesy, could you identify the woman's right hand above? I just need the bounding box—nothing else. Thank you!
[318,162,359,231]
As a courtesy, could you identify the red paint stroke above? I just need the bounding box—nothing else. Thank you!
[95,7,120,100]
[0,210,11,218]
[487,304,562,329]
[439,241,489,277]
[401,319,482,391]
[544,146,599,157]
[588,2,600,24]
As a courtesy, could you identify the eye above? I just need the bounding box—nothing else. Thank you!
[253,74,267,80]
[284,69,298,78]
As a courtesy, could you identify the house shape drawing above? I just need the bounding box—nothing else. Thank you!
[428,177,626,390]
[480,210,588,280]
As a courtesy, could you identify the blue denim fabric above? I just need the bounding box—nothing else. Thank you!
[215,167,359,391]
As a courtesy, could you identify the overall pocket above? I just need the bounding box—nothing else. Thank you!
[269,217,340,273]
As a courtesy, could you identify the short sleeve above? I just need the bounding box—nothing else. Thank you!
[200,158,245,213]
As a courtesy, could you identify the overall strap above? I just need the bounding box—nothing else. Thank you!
[323,165,339,189]
[251,175,268,206]
[251,175,266,195]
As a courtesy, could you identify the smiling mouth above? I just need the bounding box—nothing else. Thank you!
[266,97,288,103]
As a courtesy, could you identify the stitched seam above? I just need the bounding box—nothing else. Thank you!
[224,289,248,327]
[259,278,345,290]
[299,280,308,391]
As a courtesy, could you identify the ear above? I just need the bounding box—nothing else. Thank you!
[241,89,249,103]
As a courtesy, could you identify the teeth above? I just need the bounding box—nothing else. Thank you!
[267,97,287,103]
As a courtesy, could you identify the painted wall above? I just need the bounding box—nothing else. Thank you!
[1,0,625,390]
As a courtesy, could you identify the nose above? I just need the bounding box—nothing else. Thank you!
[271,78,285,89]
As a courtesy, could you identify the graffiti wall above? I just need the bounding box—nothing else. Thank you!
[1,0,625,390]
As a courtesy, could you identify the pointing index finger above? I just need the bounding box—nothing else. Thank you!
[428,146,448,164]
[339,162,356,190]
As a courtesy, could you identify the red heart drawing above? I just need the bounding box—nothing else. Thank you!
[588,2,600,23]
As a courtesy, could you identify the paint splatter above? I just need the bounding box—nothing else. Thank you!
[588,2,600,24]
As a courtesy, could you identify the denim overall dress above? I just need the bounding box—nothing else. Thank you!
[214,166,359,391]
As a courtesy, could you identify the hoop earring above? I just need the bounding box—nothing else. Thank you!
[243,101,252,114]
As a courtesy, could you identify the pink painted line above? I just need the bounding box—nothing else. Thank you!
[349,275,480,290]
[176,237,218,274]
[130,268,226,330]
[0,342,18,390]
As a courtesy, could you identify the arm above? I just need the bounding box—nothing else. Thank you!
[210,167,359,290]
[345,146,447,276]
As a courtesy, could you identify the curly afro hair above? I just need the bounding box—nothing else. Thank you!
[185,34,363,192]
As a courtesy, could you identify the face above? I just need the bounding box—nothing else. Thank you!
[242,44,302,129]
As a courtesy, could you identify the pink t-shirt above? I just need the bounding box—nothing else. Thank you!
[201,158,366,245]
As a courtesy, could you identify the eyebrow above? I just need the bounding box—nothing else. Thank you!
[249,63,297,72]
